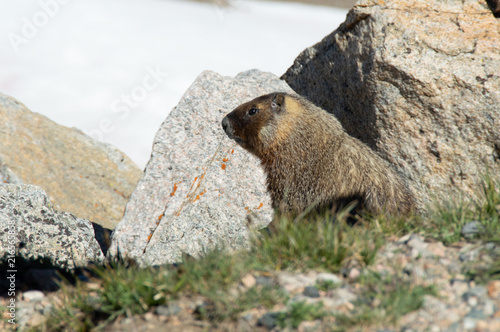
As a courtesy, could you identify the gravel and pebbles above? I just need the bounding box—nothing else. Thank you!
[2,234,499,331]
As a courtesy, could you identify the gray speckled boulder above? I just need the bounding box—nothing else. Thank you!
[108,69,293,266]
[0,184,104,269]
[283,0,500,206]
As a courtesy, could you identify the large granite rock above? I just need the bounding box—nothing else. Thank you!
[108,70,292,266]
[0,184,104,270]
[282,0,500,206]
[0,93,142,229]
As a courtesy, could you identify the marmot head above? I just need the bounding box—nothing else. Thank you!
[222,92,292,156]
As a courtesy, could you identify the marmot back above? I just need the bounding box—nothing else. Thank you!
[222,92,415,216]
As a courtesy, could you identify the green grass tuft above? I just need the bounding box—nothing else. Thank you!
[316,279,340,291]
[195,285,287,322]
[420,175,500,245]
[277,301,326,329]
[251,210,385,272]
[335,271,438,328]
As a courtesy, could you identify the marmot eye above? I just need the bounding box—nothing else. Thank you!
[248,108,259,116]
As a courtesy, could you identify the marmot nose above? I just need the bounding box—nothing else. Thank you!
[222,116,229,133]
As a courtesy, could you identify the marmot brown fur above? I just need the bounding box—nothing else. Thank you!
[222,92,415,216]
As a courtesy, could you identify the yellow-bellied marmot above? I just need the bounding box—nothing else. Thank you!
[221,92,415,216]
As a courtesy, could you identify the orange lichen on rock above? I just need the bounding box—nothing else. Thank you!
[114,188,126,197]
[170,183,179,196]
[222,157,229,162]
[256,202,263,209]
[189,177,198,191]
[192,189,207,203]
[221,164,226,170]
[147,234,152,242]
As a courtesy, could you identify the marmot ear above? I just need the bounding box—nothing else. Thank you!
[271,93,285,111]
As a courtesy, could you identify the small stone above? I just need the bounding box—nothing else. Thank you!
[257,312,279,329]
[483,300,496,316]
[450,279,469,297]
[443,310,461,324]
[475,320,490,332]
[403,264,426,280]
[22,291,45,302]
[323,288,357,310]
[462,317,477,330]
[240,312,255,322]
[155,303,181,317]
[17,305,36,329]
[373,263,391,276]
[348,268,360,280]
[407,235,429,258]
[25,313,44,328]
[487,320,500,331]
[397,234,412,243]
[316,273,342,285]
[303,286,320,298]
[467,297,478,307]
[484,242,496,251]
[447,322,461,332]
[463,286,488,300]
[297,320,321,332]
[487,280,500,299]
[277,273,315,293]
[410,248,420,258]
[241,274,256,288]
[143,312,155,321]
[407,234,427,249]
[380,250,395,259]
[427,242,446,257]
[343,301,354,311]
[255,276,274,287]
[288,294,309,305]
[459,250,479,262]
[41,303,53,316]
[86,282,101,291]
[461,221,485,239]
[34,301,47,314]
[466,308,486,320]
[423,295,446,312]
